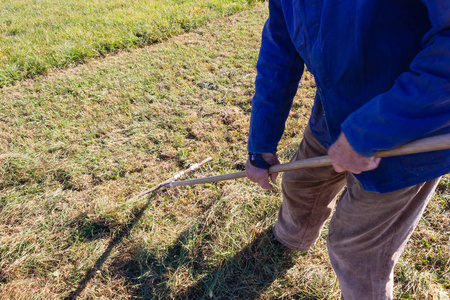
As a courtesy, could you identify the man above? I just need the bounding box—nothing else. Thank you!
[245,0,450,299]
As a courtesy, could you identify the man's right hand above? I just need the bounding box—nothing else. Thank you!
[245,153,280,190]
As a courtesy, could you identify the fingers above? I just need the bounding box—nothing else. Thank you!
[329,133,382,174]
[245,159,278,190]
[259,174,274,190]
[331,161,346,173]
[269,172,278,184]
[331,156,381,174]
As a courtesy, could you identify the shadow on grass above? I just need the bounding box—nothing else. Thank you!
[65,192,159,300]
[173,228,296,299]
[111,225,296,299]
[68,214,115,242]
[66,191,297,300]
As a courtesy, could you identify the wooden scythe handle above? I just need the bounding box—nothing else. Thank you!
[169,133,450,188]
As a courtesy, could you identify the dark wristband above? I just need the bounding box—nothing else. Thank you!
[248,153,272,170]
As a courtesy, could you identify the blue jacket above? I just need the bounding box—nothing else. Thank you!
[248,0,450,193]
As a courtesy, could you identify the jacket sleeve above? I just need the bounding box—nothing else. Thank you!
[247,0,304,154]
[341,0,450,157]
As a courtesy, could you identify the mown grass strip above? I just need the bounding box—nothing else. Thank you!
[0,0,262,87]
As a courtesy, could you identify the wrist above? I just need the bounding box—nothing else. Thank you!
[248,153,274,169]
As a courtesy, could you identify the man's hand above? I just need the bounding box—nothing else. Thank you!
[245,153,280,190]
[328,133,381,174]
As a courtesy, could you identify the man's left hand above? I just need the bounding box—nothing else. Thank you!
[328,133,381,174]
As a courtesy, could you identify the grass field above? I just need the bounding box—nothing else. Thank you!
[0,2,448,299]
[0,0,260,87]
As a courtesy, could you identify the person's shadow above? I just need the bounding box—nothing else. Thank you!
[174,227,296,299]
[66,191,297,299]
[112,224,297,299]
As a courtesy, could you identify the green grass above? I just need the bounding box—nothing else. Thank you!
[0,0,260,87]
[0,3,448,299]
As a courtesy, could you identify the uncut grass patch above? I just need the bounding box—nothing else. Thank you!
[0,0,262,87]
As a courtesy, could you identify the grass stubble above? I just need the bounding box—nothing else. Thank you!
[0,3,448,299]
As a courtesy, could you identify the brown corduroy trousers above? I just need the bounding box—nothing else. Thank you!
[273,126,441,299]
